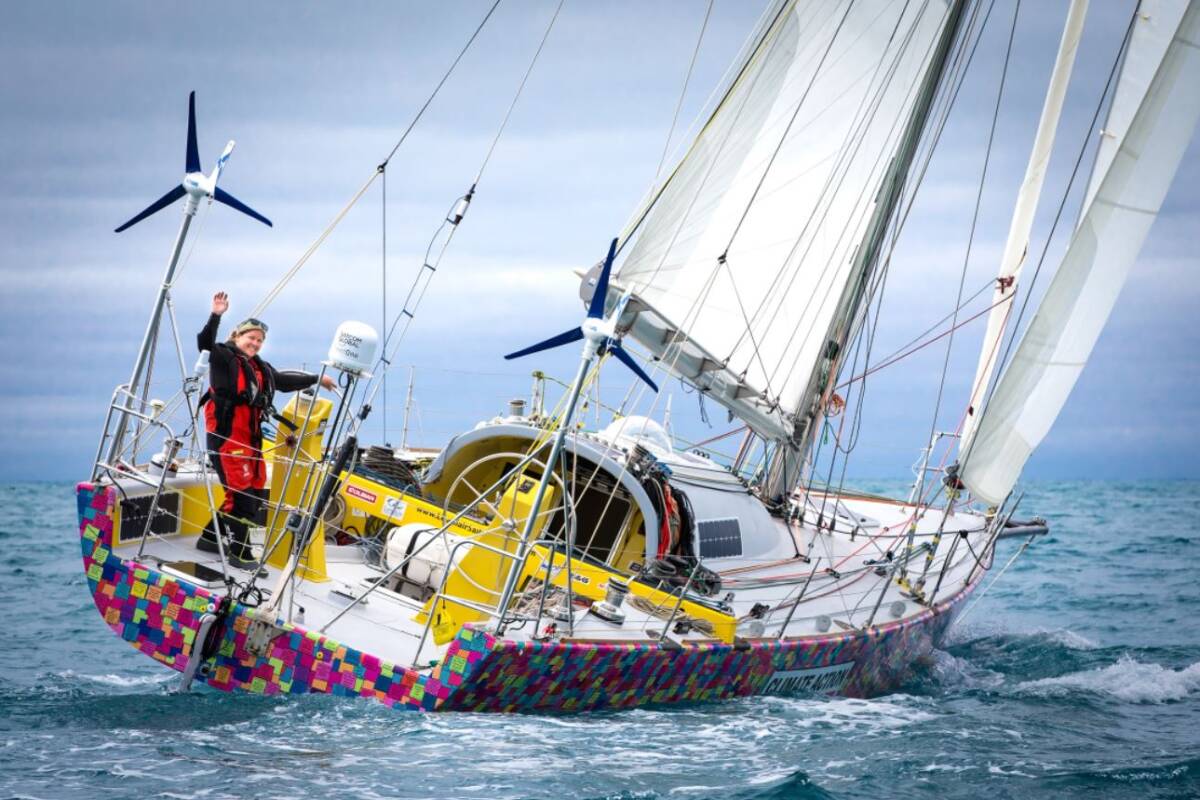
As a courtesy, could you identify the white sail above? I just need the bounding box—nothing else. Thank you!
[1082,0,1190,215]
[961,0,1200,505]
[959,0,1089,451]
[611,0,956,441]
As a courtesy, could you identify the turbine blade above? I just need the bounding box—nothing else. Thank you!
[587,237,619,320]
[608,342,658,392]
[213,187,272,227]
[186,91,201,174]
[114,185,187,233]
[504,327,584,360]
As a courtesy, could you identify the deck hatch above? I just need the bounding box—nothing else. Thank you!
[697,517,742,558]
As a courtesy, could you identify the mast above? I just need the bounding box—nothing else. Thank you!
[763,0,971,501]
[960,0,1089,452]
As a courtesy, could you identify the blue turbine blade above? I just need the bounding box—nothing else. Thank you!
[505,327,584,360]
[608,342,658,392]
[114,184,187,233]
[186,91,201,174]
[587,237,619,320]
[213,187,273,227]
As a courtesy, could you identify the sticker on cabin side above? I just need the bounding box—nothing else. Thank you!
[382,496,407,520]
[763,662,854,696]
[346,485,378,504]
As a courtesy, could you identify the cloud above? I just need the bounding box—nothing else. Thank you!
[1,2,1197,482]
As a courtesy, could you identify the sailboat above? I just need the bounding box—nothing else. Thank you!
[76,0,1199,712]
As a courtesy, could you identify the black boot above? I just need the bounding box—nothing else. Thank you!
[223,513,267,577]
[196,519,223,554]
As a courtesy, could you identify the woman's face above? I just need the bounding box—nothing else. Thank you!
[234,329,265,357]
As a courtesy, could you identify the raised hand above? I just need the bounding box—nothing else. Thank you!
[212,291,229,316]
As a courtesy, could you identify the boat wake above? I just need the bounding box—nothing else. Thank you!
[1016,656,1200,704]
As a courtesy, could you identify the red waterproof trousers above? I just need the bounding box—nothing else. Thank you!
[205,359,267,514]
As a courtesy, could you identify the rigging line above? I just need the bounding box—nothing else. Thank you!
[784,0,996,409]
[654,0,714,182]
[827,218,895,479]
[718,0,854,255]
[382,0,503,169]
[918,0,1019,473]
[749,1,942,385]
[250,2,502,318]
[723,5,919,373]
[382,164,388,444]
[847,276,994,381]
[251,174,380,317]
[613,0,795,262]
[961,6,1137,474]
[472,0,565,184]
[362,0,565,405]
[719,253,782,406]
[835,289,1011,391]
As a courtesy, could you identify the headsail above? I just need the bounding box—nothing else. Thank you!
[602,0,962,443]
[959,0,1089,451]
[960,0,1200,505]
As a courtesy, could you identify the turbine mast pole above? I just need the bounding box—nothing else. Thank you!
[102,198,199,472]
[493,344,594,636]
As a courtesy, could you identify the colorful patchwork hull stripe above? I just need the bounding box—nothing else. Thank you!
[77,483,969,712]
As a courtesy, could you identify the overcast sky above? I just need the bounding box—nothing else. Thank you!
[1,0,1196,483]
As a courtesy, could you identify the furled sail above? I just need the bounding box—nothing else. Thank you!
[959,0,1089,452]
[960,0,1200,505]
[606,0,960,441]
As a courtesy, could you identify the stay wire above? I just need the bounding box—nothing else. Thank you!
[654,0,714,182]
[360,0,564,413]
[914,0,1019,511]
[960,6,1138,478]
[251,1,502,318]
[382,0,503,170]
[799,0,992,510]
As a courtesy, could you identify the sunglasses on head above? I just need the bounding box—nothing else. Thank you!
[236,318,269,335]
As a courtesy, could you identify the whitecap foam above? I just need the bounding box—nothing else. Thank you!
[1016,656,1200,703]
[55,670,174,688]
[945,620,1098,650]
[928,649,1005,691]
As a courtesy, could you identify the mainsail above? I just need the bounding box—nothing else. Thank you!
[961,0,1200,505]
[606,0,963,443]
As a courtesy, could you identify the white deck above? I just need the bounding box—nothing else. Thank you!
[116,488,992,671]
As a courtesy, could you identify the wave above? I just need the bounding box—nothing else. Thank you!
[1035,756,1200,794]
[1016,655,1200,704]
[55,670,177,689]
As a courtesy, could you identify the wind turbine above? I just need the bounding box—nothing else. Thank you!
[103,91,272,468]
[493,237,657,633]
[114,91,271,232]
[504,237,657,391]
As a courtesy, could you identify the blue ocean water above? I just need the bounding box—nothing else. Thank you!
[0,481,1196,800]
